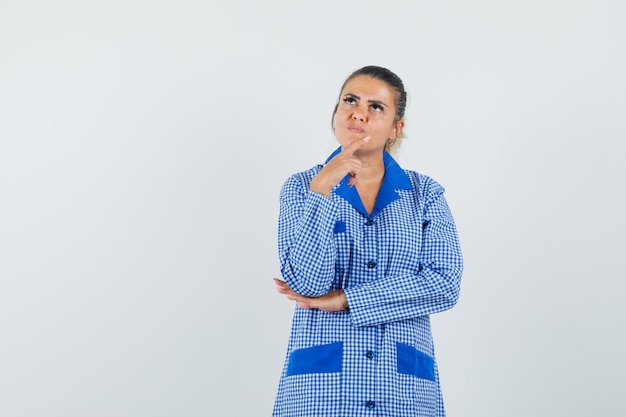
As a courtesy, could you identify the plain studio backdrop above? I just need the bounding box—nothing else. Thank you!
[1,1,624,416]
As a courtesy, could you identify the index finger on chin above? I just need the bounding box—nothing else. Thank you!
[343,136,370,155]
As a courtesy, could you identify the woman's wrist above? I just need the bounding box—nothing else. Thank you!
[340,289,349,310]
[310,176,331,197]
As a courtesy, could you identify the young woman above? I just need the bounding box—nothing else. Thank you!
[273,66,463,417]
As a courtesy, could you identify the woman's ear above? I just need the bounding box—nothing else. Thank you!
[393,119,405,138]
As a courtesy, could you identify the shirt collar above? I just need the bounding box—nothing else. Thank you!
[324,147,412,218]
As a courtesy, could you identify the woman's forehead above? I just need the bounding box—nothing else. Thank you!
[341,76,395,104]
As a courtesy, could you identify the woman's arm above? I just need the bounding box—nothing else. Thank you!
[277,180,463,324]
[344,186,463,327]
[277,173,339,297]
[278,138,371,297]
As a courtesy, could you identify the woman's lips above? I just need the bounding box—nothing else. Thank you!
[348,127,364,133]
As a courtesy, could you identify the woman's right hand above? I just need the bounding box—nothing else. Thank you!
[310,136,370,197]
[274,278,348,312]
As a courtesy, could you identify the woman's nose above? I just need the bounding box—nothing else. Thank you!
[352,110,366,122]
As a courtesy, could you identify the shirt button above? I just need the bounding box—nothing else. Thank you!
[365,401,376,409]
[365,219,374,226]
[365,350,375,359]
[367,260,377,268]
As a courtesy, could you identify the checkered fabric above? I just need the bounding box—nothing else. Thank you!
[273,149,463,417]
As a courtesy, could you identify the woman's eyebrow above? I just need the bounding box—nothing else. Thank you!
[344,93,388,108]
[368,99,387,108]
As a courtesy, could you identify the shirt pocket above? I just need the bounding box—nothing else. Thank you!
[286,342,343,376]
[333,220,346,233]
[395,343,438,413]
[396,342,435,381]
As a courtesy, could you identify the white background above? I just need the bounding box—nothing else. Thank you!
[1,1,624,416]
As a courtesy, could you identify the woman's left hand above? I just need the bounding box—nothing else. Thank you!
[273,278,348,312]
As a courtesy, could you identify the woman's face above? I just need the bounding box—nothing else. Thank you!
[334,75,403,154]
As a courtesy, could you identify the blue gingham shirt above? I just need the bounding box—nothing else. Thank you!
[273,149,463,417]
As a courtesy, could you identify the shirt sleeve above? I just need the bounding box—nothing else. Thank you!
[278,173,340,297]
[344,179,463,327]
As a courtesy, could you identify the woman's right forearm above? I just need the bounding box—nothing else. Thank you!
[278,180,339,297]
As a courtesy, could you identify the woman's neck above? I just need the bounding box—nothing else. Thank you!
[355,150,386,183]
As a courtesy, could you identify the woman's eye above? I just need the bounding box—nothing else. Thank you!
[371,104,383,112]
[342,97,356,105]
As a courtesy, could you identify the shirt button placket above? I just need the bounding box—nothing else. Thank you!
[364,349,377,411]
[364,218,377,271]
[363,217,378,413]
